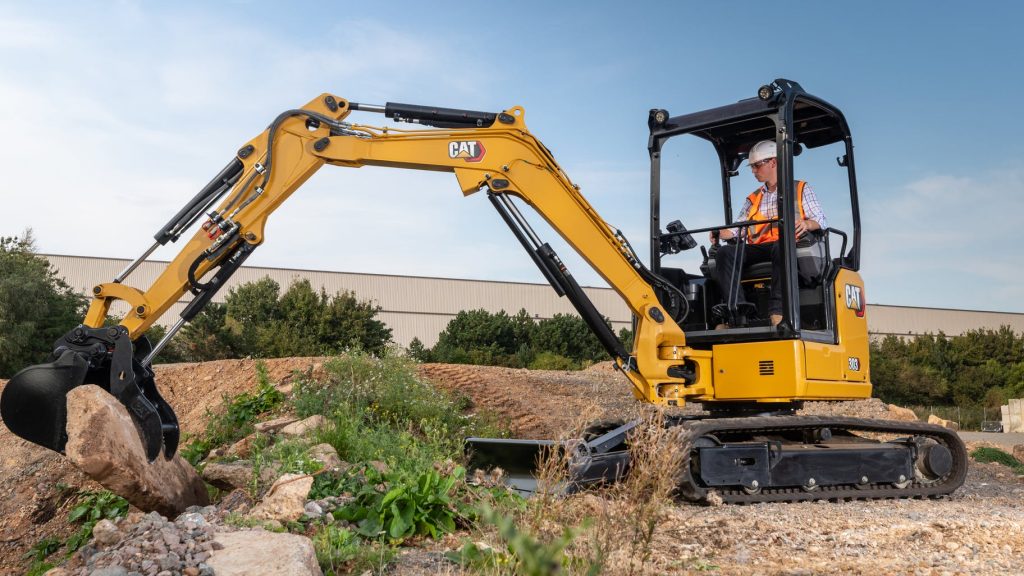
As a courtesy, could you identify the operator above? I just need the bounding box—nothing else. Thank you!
[712,139,827,328]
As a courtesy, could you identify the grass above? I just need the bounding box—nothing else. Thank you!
[971,447,1024,473]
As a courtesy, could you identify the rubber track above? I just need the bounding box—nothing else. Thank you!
[673,415,969,504]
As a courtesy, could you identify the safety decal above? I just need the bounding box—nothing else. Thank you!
[848,357,861,371]
[844,284,865,317]
[448,141,486,162]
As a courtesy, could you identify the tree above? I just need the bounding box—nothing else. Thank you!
[172,277,392,360]
[531,313,607,363]
[0,231,85,377]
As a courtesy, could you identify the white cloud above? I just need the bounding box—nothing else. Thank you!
[861,168,1024,311]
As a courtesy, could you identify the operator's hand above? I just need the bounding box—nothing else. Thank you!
[795,219,819,238]
[711,229,735,242]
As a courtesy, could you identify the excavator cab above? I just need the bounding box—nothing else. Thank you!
[650,79,860,345]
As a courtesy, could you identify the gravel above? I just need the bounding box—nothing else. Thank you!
[61,508,221,576]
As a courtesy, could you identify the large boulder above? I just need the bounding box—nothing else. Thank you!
[207,529,321,576]
[65,385,209,517]
[248,473,314,522]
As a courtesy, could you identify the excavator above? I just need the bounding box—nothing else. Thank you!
[1,79,966,503]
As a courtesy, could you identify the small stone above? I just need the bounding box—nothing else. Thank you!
[308,443,343,470]
[304,501,323,517]
[90,567,129,576]
[157,551,180,571]
[176,511,207,526]
[160,528,181,547]
[184,568,200,576]
[93,518,122,546]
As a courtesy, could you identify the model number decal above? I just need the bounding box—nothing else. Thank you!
[448,140,486,162]
[844,284,865,317]
[848,357,861,371]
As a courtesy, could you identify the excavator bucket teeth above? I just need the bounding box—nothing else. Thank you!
[1,349,89,453]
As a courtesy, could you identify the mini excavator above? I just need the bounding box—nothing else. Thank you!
[1,80,966,503]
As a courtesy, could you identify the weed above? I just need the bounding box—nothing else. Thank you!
[22,537,61,576]
[335,463,465,542]
[314,524,396,576]
[448,505,597,576]
[65,490,130,552]
[971,447,1024,473]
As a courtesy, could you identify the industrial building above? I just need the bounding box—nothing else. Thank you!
[44,254,1024,347]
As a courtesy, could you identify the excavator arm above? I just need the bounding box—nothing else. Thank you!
[1,93,709,461]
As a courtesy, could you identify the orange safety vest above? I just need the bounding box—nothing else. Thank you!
[745,180,807,245]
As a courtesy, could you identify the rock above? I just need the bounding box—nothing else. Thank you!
[887,404,918,421]
[1013,444,1024,463]
[89,567,128,576]
[927,414,960,431]
[307,443,343,470]
[201,461,273,492]
[212,434,257,459]
[217,489,254,514]
[248,474,314,522]
[254,416,300,434]
[92,518,122,546]
[64,385,210,517]
[43,568,69,576]
[303,501,323,519]
[368,460,389,475]
[207,529,322,576]
[279,415,326,437]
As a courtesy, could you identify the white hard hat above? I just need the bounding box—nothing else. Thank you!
[748,140,777,164]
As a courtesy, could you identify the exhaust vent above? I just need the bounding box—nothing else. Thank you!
[758,360,775,376]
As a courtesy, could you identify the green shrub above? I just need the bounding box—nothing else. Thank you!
[971,447,1024,473]
[529,351,578,371]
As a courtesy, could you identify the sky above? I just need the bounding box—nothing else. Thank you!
[1,1,1022,313]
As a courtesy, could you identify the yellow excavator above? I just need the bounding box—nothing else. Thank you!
[1,79,966,503]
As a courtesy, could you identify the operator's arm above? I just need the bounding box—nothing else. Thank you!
[795,183,827,238]
[711,197,752,241]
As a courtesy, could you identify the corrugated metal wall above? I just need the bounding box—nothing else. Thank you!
[43,254,632,347]
[43,254,1024,346]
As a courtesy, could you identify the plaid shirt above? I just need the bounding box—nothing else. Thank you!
[732,181,828,238]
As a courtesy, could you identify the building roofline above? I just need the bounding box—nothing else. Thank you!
[38,253,608,290]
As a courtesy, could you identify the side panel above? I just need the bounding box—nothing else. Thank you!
[712,340,805,401]
[805,269,870,385]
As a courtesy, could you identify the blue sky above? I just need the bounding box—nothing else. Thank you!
[1,1,1022,312]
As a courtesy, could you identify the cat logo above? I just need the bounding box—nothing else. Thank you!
[845,284,865,317]
[448,140,486,162]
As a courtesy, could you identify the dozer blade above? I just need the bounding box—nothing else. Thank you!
[0,326,180,462]
[466,420,638,495]
[1,349,88,453]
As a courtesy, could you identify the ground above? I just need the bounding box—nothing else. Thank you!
[1,358,1022,575]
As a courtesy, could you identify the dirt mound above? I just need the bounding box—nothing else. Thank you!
[2,359,1024,575]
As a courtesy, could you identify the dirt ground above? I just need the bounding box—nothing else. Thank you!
[1,358,1022,575]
